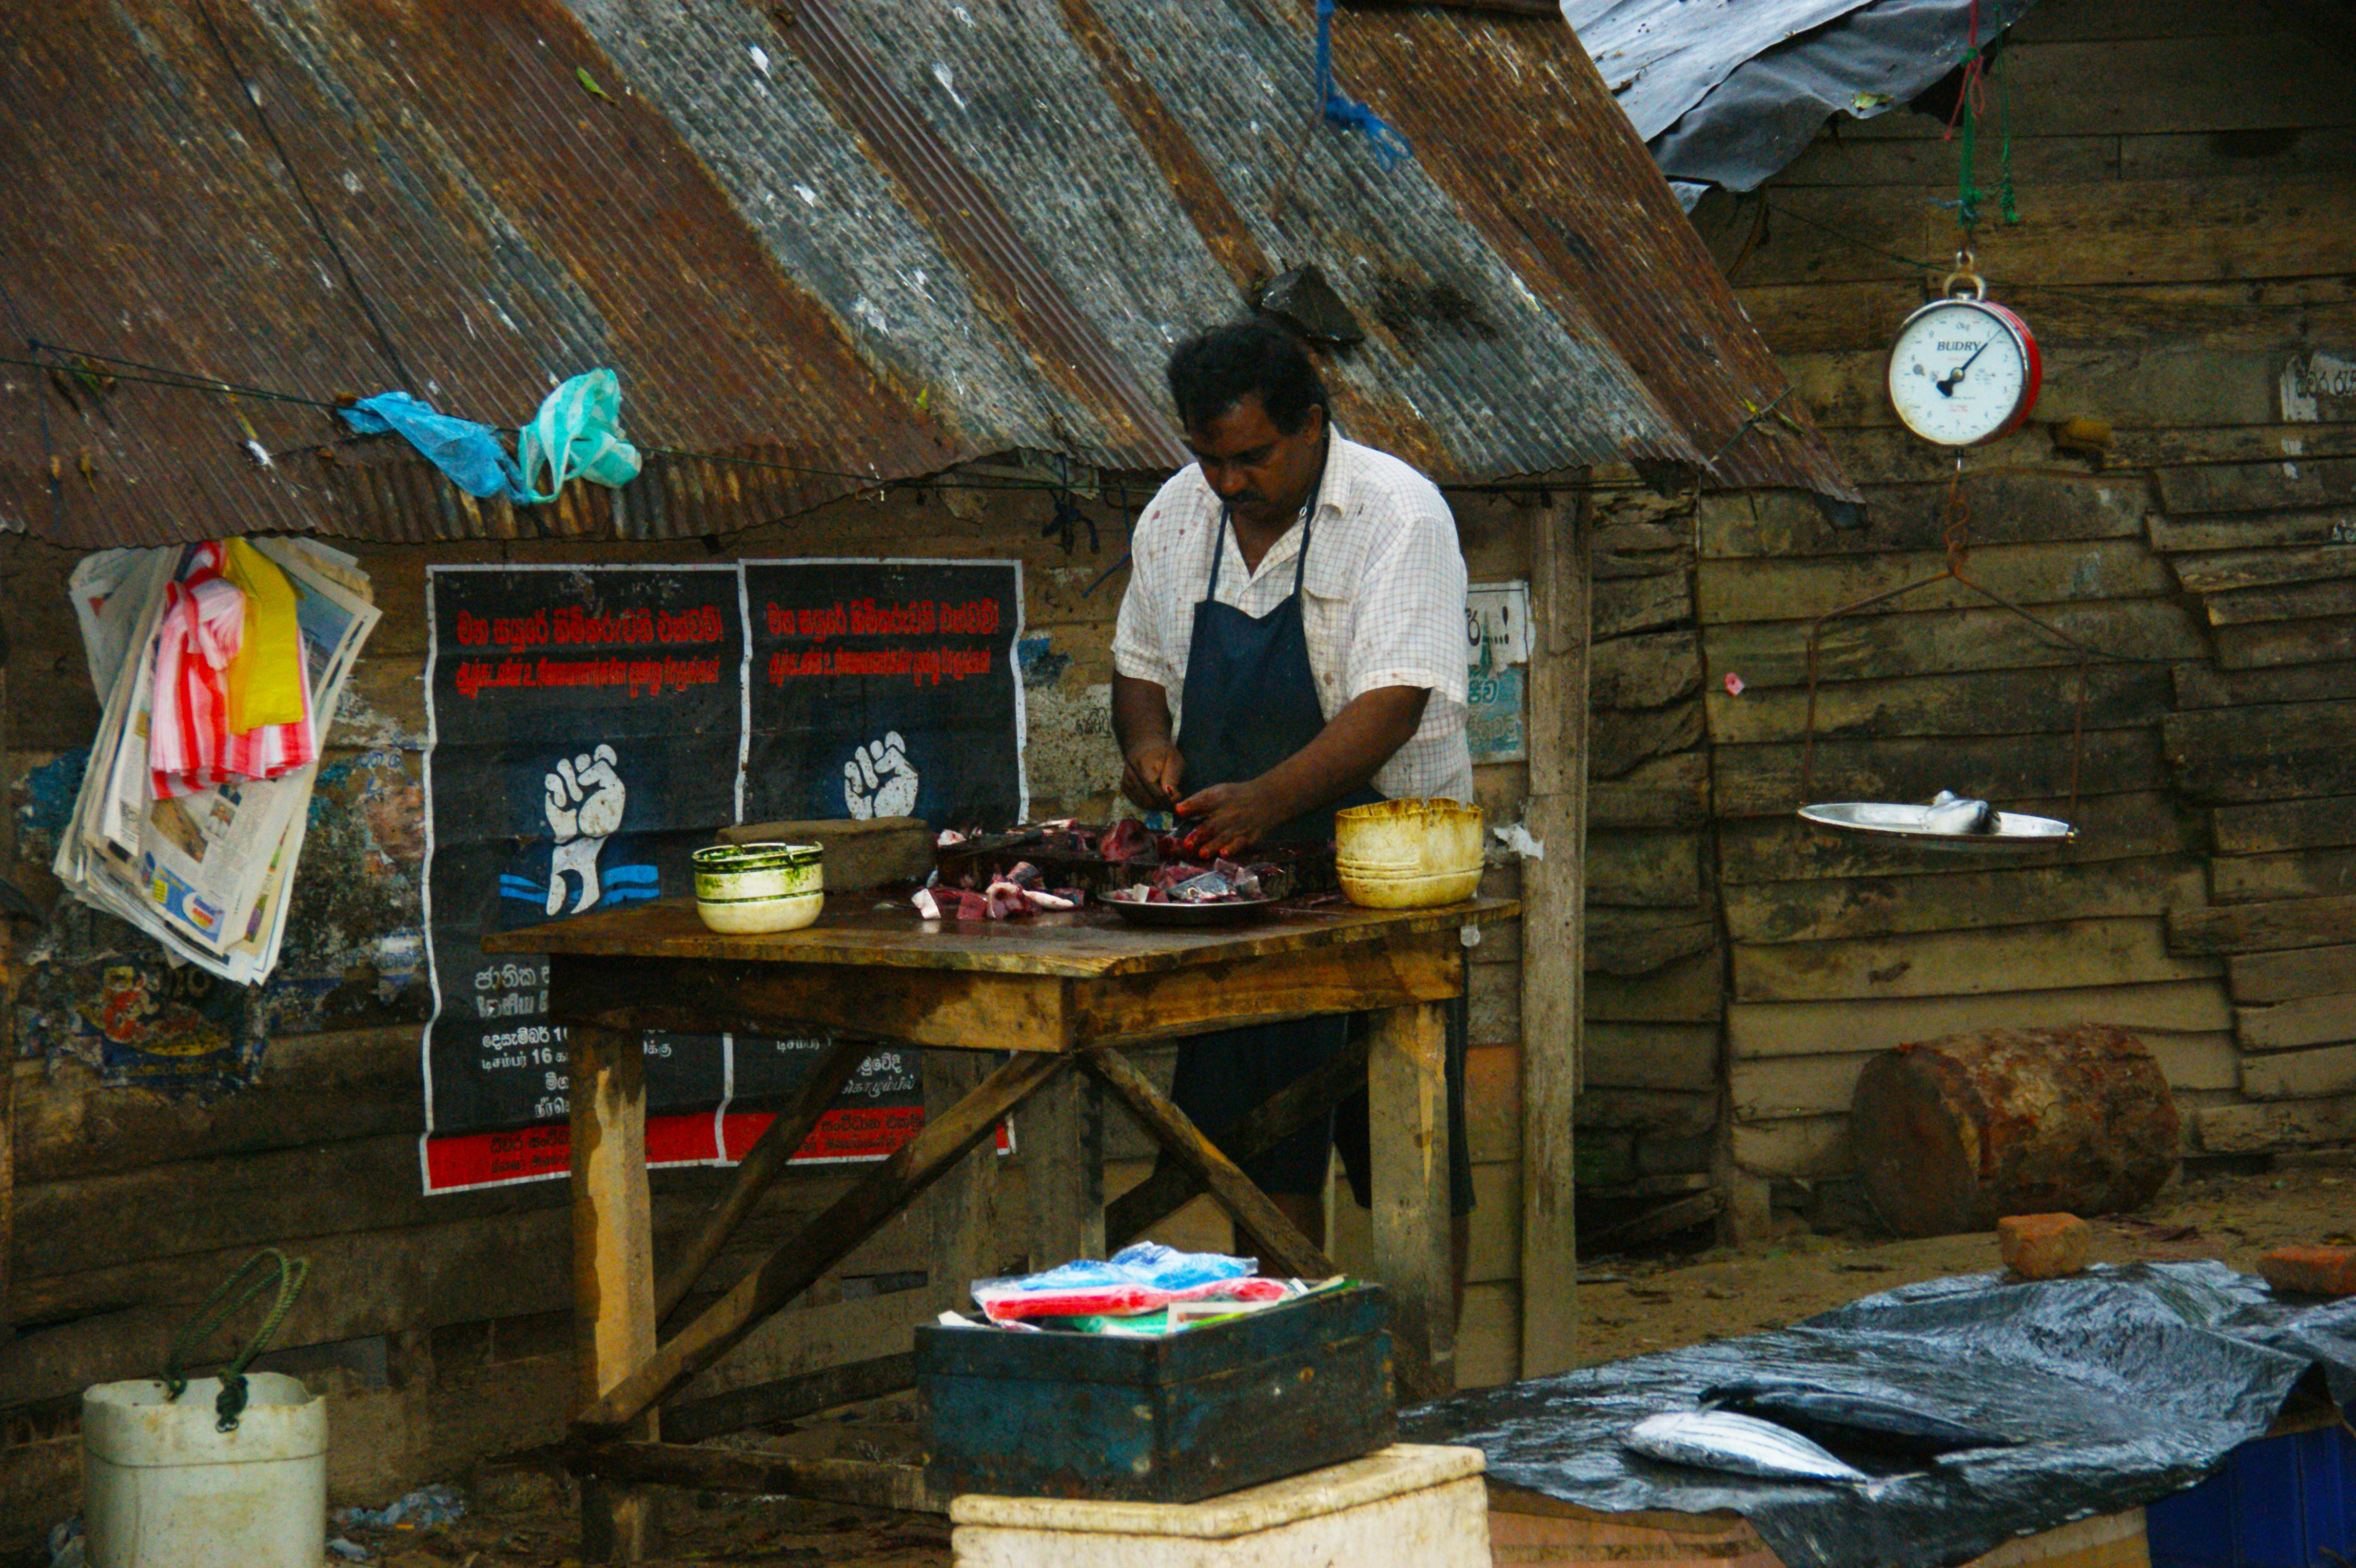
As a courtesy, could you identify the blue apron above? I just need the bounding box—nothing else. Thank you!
[1165,479,1381,1195]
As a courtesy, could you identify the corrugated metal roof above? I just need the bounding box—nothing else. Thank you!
[0,0,1849,549]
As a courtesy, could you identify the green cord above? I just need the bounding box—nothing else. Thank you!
[163,1248,310,1433]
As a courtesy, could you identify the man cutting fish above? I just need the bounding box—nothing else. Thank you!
[1111,317,1475,1262]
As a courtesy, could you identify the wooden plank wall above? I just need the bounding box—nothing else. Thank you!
[1696,0,2356,1197]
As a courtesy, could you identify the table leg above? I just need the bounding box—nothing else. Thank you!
[1081,1047,1335,1281]
[570,1023,657,1562]
[1369,1001,1454,1401]
[925,1050,1002,1312]
[1021,1069,1104,1270]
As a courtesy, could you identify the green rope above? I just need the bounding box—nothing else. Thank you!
[164,1248,310,1433]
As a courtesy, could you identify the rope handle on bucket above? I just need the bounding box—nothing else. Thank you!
[164,1248,310,1432]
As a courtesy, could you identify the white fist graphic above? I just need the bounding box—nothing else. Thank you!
[842,731,919,820]
[545,743,625,915]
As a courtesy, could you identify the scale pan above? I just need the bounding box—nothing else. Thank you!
[1799,801,2075,852]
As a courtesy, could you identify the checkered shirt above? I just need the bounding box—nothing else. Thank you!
[1112,434,1473,803]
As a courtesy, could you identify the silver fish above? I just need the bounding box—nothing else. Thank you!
[1925,789,1996,834]
[1623,1410,1884,1491]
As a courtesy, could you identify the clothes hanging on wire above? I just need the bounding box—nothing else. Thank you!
[149,542,317,799]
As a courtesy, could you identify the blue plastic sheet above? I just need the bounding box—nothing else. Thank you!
[1405,1262,2356,1568]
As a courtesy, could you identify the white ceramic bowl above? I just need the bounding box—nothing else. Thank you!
[1335,798,1485,909]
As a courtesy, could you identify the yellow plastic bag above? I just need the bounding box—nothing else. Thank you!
[220,539,306,732]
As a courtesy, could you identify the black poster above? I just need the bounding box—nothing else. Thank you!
[421,566,744,1188]
[741,559,1025,834]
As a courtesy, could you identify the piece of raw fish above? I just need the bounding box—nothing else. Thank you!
[1925,789,1996,834]
[1622,1410,1880,1489]
[1700,1381,2015,1457]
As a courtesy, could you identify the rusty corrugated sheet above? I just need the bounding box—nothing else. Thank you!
[0,0,1847,550]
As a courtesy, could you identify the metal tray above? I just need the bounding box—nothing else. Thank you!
[1103,894,1278,928]
[1799,801,2076,852]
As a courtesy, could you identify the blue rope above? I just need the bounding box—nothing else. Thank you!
[1315,0,1410,169]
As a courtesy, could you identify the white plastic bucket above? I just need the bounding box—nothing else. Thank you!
[83,1373,326,1568]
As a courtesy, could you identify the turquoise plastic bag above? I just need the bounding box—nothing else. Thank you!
[517,368,642,500]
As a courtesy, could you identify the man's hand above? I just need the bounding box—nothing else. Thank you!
[1173,778,1287,859]
[1121,739,1184,813]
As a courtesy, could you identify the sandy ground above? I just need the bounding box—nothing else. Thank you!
[319,1160,2353,1568]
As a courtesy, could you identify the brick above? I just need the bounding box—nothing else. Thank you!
[2256,1245,2356,1297]
[1998,1212,2092,1279]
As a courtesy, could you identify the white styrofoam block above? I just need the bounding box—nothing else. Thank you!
[951,1444,1489,1568]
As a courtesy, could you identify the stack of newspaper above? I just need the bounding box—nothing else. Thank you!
[58,539,382,983]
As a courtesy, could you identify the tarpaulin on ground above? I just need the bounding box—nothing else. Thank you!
[1405,1262,2356,1568]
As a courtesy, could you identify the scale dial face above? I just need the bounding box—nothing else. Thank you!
[1886,297,2043,447]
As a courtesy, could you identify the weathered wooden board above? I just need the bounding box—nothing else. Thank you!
[1727,981,2232,1061]
[1774,131,2122,190]
[2172,543,2356,596]
[1586,829,1704,909]
[1818,425,2356,492]
[1583,1024,1720,1093]
[1703,599,2201,689]
[2157,460,2351,519]
[2215,617,2356,671]
[1712,731,2163,820]
[2236,991,2356,1052]
[1592,571,1691,640]
[2228,943,2356,1005]
[1573,1088,1716,1139]
[1705,664,2174,747]
[2163,703,2356,802]
[1727,1114,1850,1179]
[2242,1043,2356,1102]
[1589,629,1702,711]
[2210,847,2356,906]
[1586,907,1718,976]
[1727,856,2203,946]
[2195,1093,2356,1153]
[2205,578,2356,626]
[1736,177,2356,291]
[1468,961,1520,1049]
[1732,1053,1870,1123]
[2009,2,2320,44]
[1718,792,2191,886]
[2175,661,2356,712]
[1586,951,1725,1023]
[1589,753,1711,829]
[1731,917,2218,1004]
[2170,893,2356,956]
[1928,34,2356,136]
[1589,699,1704,781]
[1698,541,2173,626]
[1463,1043,1521,1165]
[2149,506,2356,555]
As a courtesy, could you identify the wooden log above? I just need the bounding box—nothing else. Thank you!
[659,1351,916,1445]
[1850,1026,2181,1237]
[2229,944,2356,1005]
[1103,1028,1371,1248]
[2170,893,2356,955]
[1733,918,2217,1004]
[574,1442,942,1514]
[1369,1001,1455,1400]
[1078,1047,1333,1282]
[656,1038,867,1325]
[571,1023,658,1561]
[575,1051,1069,1438]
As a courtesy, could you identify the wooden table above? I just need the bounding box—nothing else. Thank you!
[490,894,1512,1557]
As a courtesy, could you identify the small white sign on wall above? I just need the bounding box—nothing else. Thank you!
[1466,581,1530,765]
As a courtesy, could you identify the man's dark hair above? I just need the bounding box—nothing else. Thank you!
[1165,318,1329,435]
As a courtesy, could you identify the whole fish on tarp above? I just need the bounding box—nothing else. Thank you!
[1700,1380,2018,1458]
[1623,1411,1894,1496]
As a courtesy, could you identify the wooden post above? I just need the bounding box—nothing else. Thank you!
[1368,1001,1454,1400]
[1020,1069,1104,1270]
[1519,487,1590,1379]
[926,1048,1002,1316]
[570,1023,657,1563]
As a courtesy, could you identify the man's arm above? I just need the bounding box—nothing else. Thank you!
[1113,672,1185,812]
[1174,684,1428,858]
